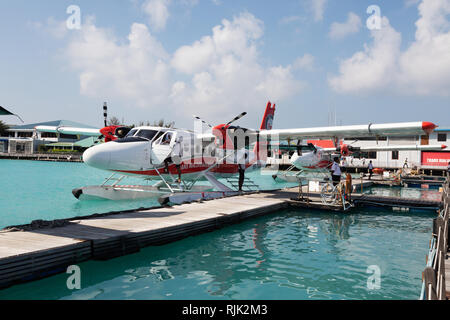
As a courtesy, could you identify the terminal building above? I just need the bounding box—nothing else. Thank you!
[0,120,98,155]
[341,127,450,173]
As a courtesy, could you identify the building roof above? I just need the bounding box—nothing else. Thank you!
[435,128,450,132]
[10,120,98,131]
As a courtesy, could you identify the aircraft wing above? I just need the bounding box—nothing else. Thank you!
[323,144,447,153]
[258,122,438,140]
[35,126,102,137]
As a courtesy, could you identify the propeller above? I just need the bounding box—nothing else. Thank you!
[224,112,247,128]
[103,102,108,127]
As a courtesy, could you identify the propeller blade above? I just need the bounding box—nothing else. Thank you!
[103,102,108,127]
[193,116,213,128]
[226,112,247,126]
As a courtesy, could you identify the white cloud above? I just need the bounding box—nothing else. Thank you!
[142,0,171,31]
[293,54,315,71]
[311,0,327,22]
[329,0,450,97]
[279,16,302,25]
[329,17,401,93]
[170,13,304,118]
[329,12,362,40]
[398,0,450,95]
[62,12,304,120]
[66,18,171,107]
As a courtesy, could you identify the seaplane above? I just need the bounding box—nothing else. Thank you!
[35,102,444,204]
[271,140,447,183]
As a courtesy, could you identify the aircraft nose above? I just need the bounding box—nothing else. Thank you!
[83,145,111,169]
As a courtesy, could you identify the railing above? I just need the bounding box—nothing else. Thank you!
[420,172,449,300]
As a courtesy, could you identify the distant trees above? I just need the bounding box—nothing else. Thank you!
[107,116,175,129]
[107,116,122,126]
[0,121,9,136]
[133,119,175,128]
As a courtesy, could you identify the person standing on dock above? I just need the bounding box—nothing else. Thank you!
[447,162,450,183]
[238,153,248,192]
[164,136,183,184]
[331,157,342,187]
[403,158,409,169]
[368,160,374,180]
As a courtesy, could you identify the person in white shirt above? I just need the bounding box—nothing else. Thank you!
[164,136,183,183]
[368,160,374,180]
[330,157,342,186]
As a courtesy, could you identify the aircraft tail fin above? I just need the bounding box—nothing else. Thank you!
[253,101,276,161]
[259,101,276,130]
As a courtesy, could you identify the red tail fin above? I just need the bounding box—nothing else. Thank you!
[254,101,276,161]
[259,101,276,130]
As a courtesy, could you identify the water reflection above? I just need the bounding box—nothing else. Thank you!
[364,186,442,202]
[0,208,432,300]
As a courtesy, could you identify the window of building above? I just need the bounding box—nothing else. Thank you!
[17,132,33,138]
[392,151,399,160]
[438,133,447,142]
[59,133,78,140]
[358,152,377,159]
[368,151,377,159]
[41,132,57,138]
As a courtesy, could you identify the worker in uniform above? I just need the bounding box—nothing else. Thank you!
[330,157,342,187]
[368,160,374,180]
[345,173,353,202]
[164,136,183,183]
[238,152,248,192]
[447,162,450,186]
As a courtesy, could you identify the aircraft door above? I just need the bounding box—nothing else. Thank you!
[151,131,177,165]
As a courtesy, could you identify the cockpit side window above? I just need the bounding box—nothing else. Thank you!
[156,132,173,145]
[125,129,138,138]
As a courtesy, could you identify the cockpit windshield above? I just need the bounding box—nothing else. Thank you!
[117,129,163,143]
[135,129,160,141]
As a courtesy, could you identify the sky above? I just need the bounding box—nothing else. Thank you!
[0,0,449,130]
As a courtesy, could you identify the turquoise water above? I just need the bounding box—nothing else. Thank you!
[363,185,442,202]
[0,160,295,229]
[0,208,432,300]
[0,160,437,300]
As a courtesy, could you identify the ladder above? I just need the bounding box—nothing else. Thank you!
[225,176,260,192]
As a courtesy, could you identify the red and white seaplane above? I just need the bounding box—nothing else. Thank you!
[36,102,444,203]
[272,131,446,182]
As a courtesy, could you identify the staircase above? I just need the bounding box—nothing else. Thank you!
[225,176,260,192]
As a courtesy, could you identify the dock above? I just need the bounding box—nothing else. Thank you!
[420,175,449,300]
[0,183,444,290]
[0,153,82,162]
